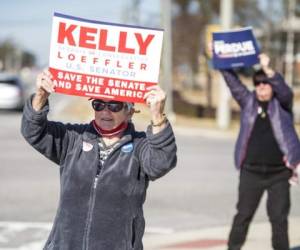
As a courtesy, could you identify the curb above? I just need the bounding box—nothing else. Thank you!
[143,217,300,250]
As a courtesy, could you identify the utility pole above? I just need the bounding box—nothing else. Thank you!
[217,0,233,129]
[160,0,175,120]
[285,0,296,86]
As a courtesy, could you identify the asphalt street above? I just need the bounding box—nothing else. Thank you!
[0,103,300,249]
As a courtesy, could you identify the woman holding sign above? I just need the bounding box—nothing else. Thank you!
[21,69,177,250]
[220,54,300,250]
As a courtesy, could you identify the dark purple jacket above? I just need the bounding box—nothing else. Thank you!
[221,69,300,169]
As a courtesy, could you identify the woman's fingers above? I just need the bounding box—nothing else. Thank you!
[144,88,165,104]
[37,69,55,93]
[143,85,166,117]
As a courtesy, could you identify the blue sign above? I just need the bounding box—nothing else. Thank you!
[212,27,260,69]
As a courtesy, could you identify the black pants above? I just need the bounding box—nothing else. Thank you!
[228,165,292,250]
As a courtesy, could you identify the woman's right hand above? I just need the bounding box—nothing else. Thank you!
[32,69,55,111]
[36,69,55,95]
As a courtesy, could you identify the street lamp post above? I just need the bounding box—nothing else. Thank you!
[216,0,233,129]
[160,0,175,120]
[285,0,296,86]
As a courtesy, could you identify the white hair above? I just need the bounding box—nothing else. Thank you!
[125,102,134,110]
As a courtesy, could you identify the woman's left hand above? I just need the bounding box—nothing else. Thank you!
[259,53,275,77]
[144,85,167,130]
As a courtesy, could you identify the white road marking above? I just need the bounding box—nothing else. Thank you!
[0,221,52,230]
[0,222,51,250]
[0,221,174,249]
[145,227,174,234]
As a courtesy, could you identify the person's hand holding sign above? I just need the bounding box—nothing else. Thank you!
[259,53,275,78]
[144,85,167,134]
[32,69,55,111]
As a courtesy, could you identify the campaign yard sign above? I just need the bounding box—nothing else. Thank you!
[212,27,260,69]
[49,13,164,103]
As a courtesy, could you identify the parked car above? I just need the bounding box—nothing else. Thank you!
[0,73,25,110]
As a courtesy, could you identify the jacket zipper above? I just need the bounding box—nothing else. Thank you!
[82,140,103,250]
[82,142,121,250]
[82,138,132,250]
[82,172,100,250]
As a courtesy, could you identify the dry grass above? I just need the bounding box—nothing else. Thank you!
[57,91,300,136]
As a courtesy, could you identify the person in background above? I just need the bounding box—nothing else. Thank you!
[220,53,300,250]
[21,69,177,250]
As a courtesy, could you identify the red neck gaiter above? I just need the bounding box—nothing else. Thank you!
[92,120,128,138]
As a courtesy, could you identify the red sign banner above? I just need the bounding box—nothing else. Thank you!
[49,13,164,103]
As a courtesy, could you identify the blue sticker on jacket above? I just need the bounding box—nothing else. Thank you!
[121,143,133,153]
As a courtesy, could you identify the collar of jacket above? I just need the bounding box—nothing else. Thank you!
[82,121,134,143]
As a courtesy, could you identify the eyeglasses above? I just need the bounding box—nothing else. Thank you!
[92,100,124,112]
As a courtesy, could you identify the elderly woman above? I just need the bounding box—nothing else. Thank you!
[21,69,177,250]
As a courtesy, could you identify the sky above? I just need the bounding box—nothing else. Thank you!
[0,0,161,66]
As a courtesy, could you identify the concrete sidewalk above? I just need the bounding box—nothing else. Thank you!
[143,217,300,250]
